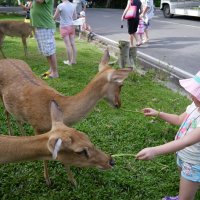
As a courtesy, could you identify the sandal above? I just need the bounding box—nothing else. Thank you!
[41,71,51,77]
[42,75,58,80]
[136,43,142,47]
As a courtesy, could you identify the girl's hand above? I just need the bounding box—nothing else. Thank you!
[136,147,157,160]
[142,108,159,117]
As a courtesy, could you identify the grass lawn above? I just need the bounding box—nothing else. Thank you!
[0,14,197,200]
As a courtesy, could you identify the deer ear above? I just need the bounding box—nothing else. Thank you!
[108,68,132,83]
[47,137,72,160]
[50,100,63,124]
[99,48,110,72]
[47,137,62,160]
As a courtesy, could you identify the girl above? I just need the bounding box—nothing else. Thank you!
[136,18,145,46]
[54,0,77,66]
[136,71,200,200]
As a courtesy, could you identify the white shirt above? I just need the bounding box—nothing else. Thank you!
[141,0,154,23]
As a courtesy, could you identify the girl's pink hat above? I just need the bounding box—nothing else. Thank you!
[179,71,200,101]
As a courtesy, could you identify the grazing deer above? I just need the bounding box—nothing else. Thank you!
[0,49,132,135]
[0,20,34,58]
[0,49,131,185]
[0,101,115,185]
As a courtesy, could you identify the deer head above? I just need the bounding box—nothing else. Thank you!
[98,49,133,108]
[47,101,115,169]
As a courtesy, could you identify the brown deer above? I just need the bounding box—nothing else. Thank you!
[0,101,115,185]
[0,49,132,185]
[0,20,34,58]
[0,49,132,135]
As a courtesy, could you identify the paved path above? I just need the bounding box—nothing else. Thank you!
[86,8,200,77]
[1,7,199,78]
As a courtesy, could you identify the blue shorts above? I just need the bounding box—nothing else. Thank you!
[177,156,200,182]
[35,28,56,56]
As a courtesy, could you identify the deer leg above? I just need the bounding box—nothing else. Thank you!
[44,160,51,186]
[21,37,28,56]
[5,110,12,135]
[64,165,77,186]
[17,120,25,135]
[0,34,6,58]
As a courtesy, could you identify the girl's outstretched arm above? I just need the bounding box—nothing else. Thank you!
[143,107,186,126]
[136,127,200,160]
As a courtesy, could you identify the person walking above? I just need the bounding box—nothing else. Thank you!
[30,0,59,79]
[140,0,154,43]
[72,0,86,17]
[121,0,142,47]
[54,0,77,66]
[136,71,200,200]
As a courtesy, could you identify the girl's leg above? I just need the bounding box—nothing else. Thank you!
[179,176,200,200]
[129,34,134,47]
[133,33,140,46]
[63,35,72,64]
[144,29,149,41]
[69,34,77,64]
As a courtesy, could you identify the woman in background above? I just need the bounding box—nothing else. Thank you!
[121,0,142,47]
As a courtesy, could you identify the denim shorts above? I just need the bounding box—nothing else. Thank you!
[177,156,200,182]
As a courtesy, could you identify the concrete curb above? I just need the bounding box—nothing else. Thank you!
[90,32,194,80]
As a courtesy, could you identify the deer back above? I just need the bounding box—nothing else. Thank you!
[0,20,33,38]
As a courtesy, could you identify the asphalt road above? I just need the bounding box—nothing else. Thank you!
[86,8,200,76]
[0,6,199,76]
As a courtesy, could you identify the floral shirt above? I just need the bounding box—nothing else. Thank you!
[176,102,200,164]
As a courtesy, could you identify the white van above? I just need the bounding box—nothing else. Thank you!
[160,0,200,18]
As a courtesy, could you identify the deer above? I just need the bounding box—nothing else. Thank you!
[0,20,34,58]
[0,49,132,185]
[0,101,115,185]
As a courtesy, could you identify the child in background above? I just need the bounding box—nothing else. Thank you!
[78,11,92,39]
[136,71,200,200]
[136,18,145,46]
[53,0,77,66]
[18,0,32,23]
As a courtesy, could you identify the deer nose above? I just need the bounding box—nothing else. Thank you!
[114,100,121,108]
[115,104,120,108]
[109,158,115,166]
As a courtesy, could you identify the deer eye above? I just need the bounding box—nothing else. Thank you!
[77,149,89,158]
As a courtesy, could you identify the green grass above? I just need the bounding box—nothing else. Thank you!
[0,15,197,200]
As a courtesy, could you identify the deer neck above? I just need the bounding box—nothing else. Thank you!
[0,134,51,164]
[56,75,107,125]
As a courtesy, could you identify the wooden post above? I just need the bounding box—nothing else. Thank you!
[129,47,137,68]
[118,40,137,68]
[118,40,131,68]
